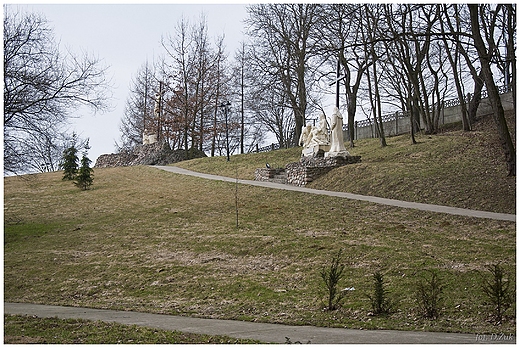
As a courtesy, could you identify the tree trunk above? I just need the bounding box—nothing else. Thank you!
[469,4,515,176]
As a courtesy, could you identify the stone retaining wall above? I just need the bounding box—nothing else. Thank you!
[286,156,361,187]
[255,156,362,187]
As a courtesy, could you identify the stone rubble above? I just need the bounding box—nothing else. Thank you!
[94,142,203,168]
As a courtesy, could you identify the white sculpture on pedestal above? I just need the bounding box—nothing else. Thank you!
[299,113,331,157]
[326,107,350,158]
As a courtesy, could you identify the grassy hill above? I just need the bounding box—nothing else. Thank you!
[4,112,516,336]
[177,111,515,214]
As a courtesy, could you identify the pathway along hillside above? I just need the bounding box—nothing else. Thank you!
[152,165,515,222]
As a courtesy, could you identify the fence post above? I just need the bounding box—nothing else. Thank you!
[395,111,398,135]
[256,144,259,153]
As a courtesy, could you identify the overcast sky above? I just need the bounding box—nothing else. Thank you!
[11,2,250,162]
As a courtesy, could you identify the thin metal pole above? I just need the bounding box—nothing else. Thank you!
[336,59,340,108]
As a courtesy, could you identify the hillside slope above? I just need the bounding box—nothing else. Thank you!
[176,111,516,214]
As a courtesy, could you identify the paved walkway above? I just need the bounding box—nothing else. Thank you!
[152,165,515,222]
[6,303,514,344]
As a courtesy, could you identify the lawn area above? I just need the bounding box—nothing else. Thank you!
[4,314,260,344]
[4,159,515,335]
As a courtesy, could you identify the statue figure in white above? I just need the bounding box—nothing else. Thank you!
[326,107,350,158]
[300,112,331,157]
[142,129,157,145]
[311,113,329,145]
[299,125,313,148]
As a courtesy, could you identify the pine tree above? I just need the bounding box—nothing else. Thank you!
[74,141,93,190]
[61,145,79,180]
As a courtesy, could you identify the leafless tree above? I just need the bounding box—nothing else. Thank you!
[4,8,111,174]
[469,4,515,176]
[160,14,234,158]
[246,4,321,145]
[315,4,375,148]
[231,40,265,154]
[118,61,157,150]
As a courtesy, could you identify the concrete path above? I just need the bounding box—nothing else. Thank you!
[152,165,515,222]
[6,303,514,344]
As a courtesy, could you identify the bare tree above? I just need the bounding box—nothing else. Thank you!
[316,4,374,148]
[4,8,111,174]
[469,4,515,176]
[440,4,472,130]
[118,61,157,150]
[363,4,387,147]
[162,17,196,158]
[246,4,321,145]
[232,40,264,154]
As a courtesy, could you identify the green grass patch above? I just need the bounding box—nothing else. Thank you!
[4,314,261,344]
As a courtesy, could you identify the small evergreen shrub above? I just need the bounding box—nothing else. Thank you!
[367,271,394,315]
[415,270,443,319]
[320,249,346,310]
[481,263,513,324]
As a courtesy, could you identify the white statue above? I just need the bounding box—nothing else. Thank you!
[300,112,331,157]
[142,130,157,145]
[326,107,350,158]
[299,125,313,148]
[310,113,329,145]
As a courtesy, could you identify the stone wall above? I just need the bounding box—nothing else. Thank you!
[255,156,362,187]
[95,142,189,168]
[286,156,361,187]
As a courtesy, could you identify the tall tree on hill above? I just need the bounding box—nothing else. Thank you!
[161,14,232,158]
[364,4,387,147]
[469,4,516,176]
[4,8,111,175]
[440,4,472,131]
[118,61,157,150]
[316,4,374,148]
[246,4,321,146]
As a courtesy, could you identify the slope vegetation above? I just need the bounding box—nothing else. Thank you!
[177,112,516,214]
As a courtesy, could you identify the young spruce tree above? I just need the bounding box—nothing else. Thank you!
[62,145,79,180]
[74,141,94,190]
[62,133,81,180]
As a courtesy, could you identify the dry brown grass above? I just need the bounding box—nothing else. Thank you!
[4,163,515,334]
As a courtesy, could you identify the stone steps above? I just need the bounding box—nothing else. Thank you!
[255,155,362,187]
[270,172,287,184]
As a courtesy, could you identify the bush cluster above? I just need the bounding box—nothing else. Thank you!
[320,250,514,324]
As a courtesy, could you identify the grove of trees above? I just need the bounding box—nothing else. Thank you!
[4,4,515,175]
[118,4,515,174]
